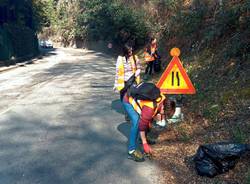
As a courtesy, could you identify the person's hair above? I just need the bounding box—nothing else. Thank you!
[163,99,176,118]
[122,44,132,57]
[146,38,156,52]
[150,37,156,44]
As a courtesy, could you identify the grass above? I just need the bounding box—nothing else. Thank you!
[204,135,211,144]
[246,170,250,184]
[214,180,223,184]
[179,132,191,142]
[147,45,250,183]
[203,104,220,122]
[176,125,192,142]
[232,126,248,144]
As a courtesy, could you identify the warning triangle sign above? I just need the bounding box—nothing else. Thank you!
[157,56,196,94]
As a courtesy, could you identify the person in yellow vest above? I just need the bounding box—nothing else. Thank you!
[122,92,175,162]
[114,45,141,100]
[144,38,160,78]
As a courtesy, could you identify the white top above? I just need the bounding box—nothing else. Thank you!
[114,55,140,89]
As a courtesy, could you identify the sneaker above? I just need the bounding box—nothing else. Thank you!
[156,120,166,127]
[167,113,183,124]
[128,150,145,162]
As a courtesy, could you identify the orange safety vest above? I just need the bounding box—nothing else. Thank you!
[116,55,140,91]
[144,45,157,63]
[128,93,166,117]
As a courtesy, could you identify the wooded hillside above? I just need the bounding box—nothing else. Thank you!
[28,0,250,182]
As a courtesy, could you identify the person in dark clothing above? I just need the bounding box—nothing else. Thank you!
[144,38,160,77]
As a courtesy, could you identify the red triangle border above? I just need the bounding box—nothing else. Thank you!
[157,56,196,94]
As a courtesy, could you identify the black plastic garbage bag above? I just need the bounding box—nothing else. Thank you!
[194,143,250,178]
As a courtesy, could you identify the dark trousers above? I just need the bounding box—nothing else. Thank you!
[145,61,154,75]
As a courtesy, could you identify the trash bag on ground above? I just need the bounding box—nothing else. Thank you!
[194,143,250,178]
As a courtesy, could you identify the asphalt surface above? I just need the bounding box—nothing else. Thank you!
[0,48,162,184]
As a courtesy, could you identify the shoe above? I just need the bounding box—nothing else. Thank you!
[167,113,183,124]
[128,150,145,162]
[156,120,166,127]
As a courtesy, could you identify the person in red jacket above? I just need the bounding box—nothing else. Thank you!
[122,92,175,162]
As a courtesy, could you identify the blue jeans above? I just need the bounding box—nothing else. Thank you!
[122,101,140,152]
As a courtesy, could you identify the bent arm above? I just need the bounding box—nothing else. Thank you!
[139,106,154,144]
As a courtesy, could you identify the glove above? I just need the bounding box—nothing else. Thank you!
[135,69,141,77]
[143,143,152,154]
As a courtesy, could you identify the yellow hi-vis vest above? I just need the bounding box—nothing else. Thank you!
[116,55,140,91]
[128,93,166,116]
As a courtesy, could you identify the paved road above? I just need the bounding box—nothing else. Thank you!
[0,48,162,184]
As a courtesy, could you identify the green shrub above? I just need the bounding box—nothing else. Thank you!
[232,126,247,143]
[4,24,38,58]
[76,0,150,48]
[203,104,220,121]
[246,170,250,184]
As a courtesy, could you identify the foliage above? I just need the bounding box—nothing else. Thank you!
[54,0,79,45]
[32,0,56,31]
[203,104,220,122]
[232,126,248,144]
[4,24,39,58]
[246,170,250,184]
[0,0,40,60]
[0,0,50,32]
[76,0,150,47]
[32,0,250,58]
[34,0,150,47]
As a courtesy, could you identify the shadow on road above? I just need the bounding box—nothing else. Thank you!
[0,48,163,183]
[111,99,124,115]
[117,122,144,154]
[0,48,57,68]
[40,48,57,58]
[0,112,134,184]
[82,51,113,59]
[117,122,130,142]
